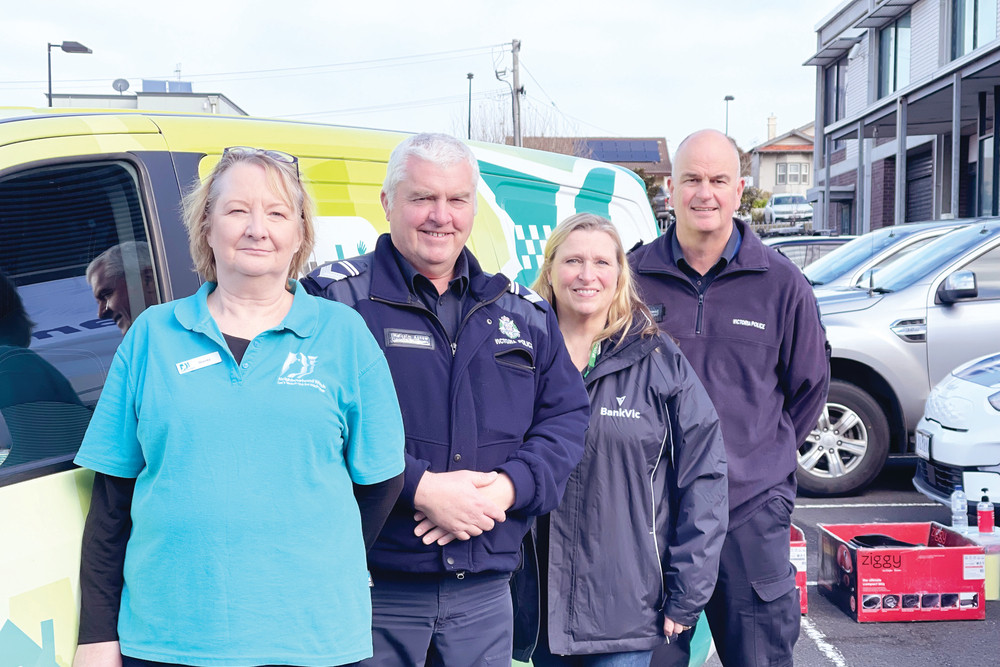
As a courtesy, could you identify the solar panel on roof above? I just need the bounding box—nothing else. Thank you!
[581,139,660,163]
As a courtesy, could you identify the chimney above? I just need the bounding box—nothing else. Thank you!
[767,114,777,141]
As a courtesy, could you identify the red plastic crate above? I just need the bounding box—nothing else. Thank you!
[791,524,807,614]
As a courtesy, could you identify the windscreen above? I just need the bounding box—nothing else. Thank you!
[872,223,1000,292]
[774,194,807,206]
[803,226,903,285]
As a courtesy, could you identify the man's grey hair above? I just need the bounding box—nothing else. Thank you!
[86,241,153,285]
[382,133,480,208]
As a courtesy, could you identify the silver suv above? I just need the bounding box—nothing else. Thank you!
[804,219,972,292]
[799,219,1000,495]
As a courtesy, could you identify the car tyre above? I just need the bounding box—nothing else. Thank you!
[797,380,890,496]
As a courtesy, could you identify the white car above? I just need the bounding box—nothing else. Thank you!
[763,194,813,233]
[913,352,1000,522]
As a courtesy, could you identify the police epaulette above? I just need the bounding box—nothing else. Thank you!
[316,259,366,282]
[509,281,545,308]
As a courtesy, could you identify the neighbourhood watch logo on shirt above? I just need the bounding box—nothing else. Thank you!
[600,395,641,419]
[277,352,327,393]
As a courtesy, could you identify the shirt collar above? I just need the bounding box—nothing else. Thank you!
[175,279,317,339]
[390,241,470,297]
[669,220,743,274]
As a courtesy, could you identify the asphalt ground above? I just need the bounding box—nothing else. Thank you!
[704,457,999,667]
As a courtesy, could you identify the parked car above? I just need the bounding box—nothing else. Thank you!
[762,193,813,233]
[912,352,1000,524]
[804,219,972,291]
[651,187,674,231]
[799,219,1000,496]
[651,187,669,218]
[762,235,856,269]
[0,107,661,664]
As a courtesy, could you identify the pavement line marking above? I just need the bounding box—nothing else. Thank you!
[801,616,848,666]
[796,502,940,509]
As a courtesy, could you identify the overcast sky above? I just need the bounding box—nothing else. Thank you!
[1,0,845,154]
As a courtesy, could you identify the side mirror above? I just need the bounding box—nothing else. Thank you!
[937,270,977,304]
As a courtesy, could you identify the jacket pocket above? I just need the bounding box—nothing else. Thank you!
[495,347,536,372]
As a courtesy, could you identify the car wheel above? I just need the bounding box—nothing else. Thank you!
[797,380,890,496]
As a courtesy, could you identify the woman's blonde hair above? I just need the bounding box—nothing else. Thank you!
[181,149,316,283]
[532,213,658,345]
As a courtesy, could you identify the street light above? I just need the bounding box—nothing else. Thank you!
[467,72,474,140]
[723,95,735,136]
[48,40,92,107]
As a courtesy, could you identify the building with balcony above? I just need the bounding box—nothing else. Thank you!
[808,0,1000,234]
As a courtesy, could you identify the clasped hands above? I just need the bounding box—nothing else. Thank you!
[412,470,515,546]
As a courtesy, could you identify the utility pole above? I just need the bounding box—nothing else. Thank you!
[512,39,522,147]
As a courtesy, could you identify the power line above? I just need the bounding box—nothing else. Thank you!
[274,89,507,119]
[519,61,560,108]
[0,44,507,88]
[519,96,621,137]
[517,60,621,137]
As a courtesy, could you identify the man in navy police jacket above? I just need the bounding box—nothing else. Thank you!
[301,133,589,666]
[631,130,829,667]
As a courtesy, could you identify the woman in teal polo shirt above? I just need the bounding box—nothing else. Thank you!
[73,147,406,667]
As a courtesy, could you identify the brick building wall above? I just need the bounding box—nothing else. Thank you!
[870,157,896,229]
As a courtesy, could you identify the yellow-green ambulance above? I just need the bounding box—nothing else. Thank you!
[0,108,661,666]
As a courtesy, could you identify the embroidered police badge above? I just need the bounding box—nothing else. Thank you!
[498,315,520,340]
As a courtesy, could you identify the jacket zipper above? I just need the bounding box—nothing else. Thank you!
[649,405,672,607]
[641,260,762,338]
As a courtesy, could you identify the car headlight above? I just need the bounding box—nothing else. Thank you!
[989,391,1000,412]
[924,383,973,425]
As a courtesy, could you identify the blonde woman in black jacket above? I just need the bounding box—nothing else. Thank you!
[519,213,728,667]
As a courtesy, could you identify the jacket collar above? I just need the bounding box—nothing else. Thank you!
[174,279,317,340]
[636,218,769,278]
[368,233,510,305]
[583,318,660,386]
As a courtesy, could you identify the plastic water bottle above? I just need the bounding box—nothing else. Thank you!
[951,485,968,533]
[978,488,995,534]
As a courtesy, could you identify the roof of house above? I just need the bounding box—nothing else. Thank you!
[757,144,814,153]
[751,122,815,154]
[515,136,672,177]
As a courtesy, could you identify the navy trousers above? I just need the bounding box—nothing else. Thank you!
[651,497,800,667]
[360,571,513,667]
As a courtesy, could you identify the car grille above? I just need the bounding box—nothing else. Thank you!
[916,459,964,497]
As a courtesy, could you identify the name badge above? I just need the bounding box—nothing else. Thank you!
[176,351,222,374]
[384,329,435,350]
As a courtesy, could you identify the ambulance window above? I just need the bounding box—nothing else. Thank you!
[0,161,154,480]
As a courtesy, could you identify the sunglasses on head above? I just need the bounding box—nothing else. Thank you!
[222,146,299,177]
